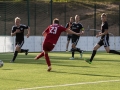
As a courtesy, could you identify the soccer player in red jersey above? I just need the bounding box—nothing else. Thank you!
[34,18,82,71]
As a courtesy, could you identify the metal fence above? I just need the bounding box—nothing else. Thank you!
[0,0,120,36]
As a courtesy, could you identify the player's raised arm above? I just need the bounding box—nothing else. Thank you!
[42,31,47,37]
[42,26,49,37]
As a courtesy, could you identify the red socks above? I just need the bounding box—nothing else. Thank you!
[35,52,51,71]
[44,53,51,67]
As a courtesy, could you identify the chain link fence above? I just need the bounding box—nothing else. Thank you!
[0,0,120,36]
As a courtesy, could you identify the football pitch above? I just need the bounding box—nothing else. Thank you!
[0,51,120,90]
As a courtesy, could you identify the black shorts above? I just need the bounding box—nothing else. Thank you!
[67,35,72,41]
[72,37,79,46]
[15,40,24,48]
[98,36,109,47]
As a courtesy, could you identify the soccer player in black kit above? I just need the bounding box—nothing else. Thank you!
[85,13,120,64]
[70,15,84,60]
[10,17,30,63]
[65,17,73,52]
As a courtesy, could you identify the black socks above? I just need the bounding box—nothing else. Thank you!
[12,51,18,62]
[109,50,120,55]
[21,49,27,53]
[71,48,75,58]
[90,50,97,62]
[76,48,82,53]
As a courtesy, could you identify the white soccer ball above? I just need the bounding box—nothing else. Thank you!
[0,60,4,68]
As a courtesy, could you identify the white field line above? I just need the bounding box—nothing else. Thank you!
[17,79,120,90]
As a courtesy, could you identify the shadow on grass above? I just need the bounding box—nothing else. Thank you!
[51,70,120,78]
[1,52,120,65]
[96,59,120,62]
[1,69,13,70]
[51,63,95,68]
[0,77,27,82]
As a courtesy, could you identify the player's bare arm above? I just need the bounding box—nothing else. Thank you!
[66,29,80,36]
[96,29,108,37]
[42,26,49,37]
[11,31,16,36]
[80,28,84,35]
[11,29,21,36]
[42,31,47,37]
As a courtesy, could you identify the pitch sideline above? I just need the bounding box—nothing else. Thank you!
[17,79,120,90]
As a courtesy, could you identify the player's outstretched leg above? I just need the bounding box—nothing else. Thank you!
[75,48,83,58]
[10,51,18,63]
[84,58,92,64]
[47,66,52,72]
[21,49,29,55]
[78,48,83,58]
[69,48,75,60]
[44,53,52,71]
[109,50,120,55]
[34,52,44,60]
[84,50,97,64]
[25,49,29,55]
[85,43,101,64]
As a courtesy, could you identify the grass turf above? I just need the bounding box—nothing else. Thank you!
[0,51,120,90]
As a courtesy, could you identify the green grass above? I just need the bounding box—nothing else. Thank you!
[0,51,120,90]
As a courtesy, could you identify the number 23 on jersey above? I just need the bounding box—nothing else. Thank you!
[50,27,58,34]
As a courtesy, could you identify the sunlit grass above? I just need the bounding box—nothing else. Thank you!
[0,51,120,90]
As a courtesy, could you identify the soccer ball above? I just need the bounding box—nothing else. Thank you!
[0,60,4,68]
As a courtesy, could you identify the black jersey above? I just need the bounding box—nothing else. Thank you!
[11,24,29,41]
[101,21,109,39]
[65,22,72,28]
[71,22,83,38]
[65,22,72,36]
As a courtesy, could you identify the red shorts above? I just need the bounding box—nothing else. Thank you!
[43,42,55,51]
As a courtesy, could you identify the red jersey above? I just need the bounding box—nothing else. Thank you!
[43,24,67,44]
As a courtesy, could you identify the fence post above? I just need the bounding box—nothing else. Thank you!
[4,0,6,35]
[50,0,53,24]
[64,2,66,26]
[119,4,120,36]
[34,1,36,35]
[94,4,96,36]
[27,0,30,26]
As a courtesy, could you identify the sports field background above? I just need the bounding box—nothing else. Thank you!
[0,0,120,89]
[0,51,120,90]
[0,0,120,36]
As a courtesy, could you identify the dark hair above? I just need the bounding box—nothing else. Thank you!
[53,18,59,24]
